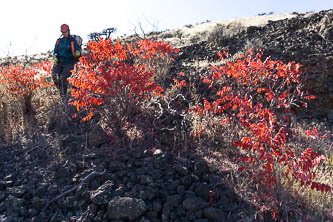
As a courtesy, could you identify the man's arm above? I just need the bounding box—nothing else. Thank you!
[53,39,60,57]
[73,38,81,57]
[53,39,60,64]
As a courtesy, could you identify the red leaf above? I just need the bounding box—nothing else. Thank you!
[312,126,318,137]
[233,142,241,147]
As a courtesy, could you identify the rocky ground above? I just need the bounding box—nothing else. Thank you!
[0,130,259,222]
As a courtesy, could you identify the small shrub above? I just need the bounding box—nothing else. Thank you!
[193,48,331,197]
[68,38,179,133]
[0,61,53,98]
[207,24,225,45]
[224,21,245,37]
[0,60,53,143]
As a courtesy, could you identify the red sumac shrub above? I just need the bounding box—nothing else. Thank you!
[0,61,53,97]
[68,38,179,122]
[195,48,330,193]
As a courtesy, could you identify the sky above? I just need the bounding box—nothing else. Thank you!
[0,0,332,58]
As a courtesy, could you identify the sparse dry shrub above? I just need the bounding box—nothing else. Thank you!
[0,88,24,144]
[243,38,264,52]
[207,24,226,45]
[207,21,246,46]
[189,35,201,44]
[224,21,245,37]
[31,83,69,132]
[149,72,194,151]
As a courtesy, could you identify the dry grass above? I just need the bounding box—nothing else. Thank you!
[190,109,333,220]
[0,83,25,144]
[285,119,333,218]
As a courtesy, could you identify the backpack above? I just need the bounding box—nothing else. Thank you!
[56,34,83,61]
[71,34,83,50]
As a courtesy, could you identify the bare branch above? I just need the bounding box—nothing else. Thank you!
[39,170,106,216]
[88,27,117,42]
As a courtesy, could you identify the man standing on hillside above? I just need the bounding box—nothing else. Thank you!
[52,24,81,102]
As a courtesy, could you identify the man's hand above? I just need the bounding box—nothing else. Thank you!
[75,50,81,57]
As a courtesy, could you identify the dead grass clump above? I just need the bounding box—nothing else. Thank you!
[207,21,246,46]
[224,21,246,37]
[206,24,225,46]
[0,81,26,144]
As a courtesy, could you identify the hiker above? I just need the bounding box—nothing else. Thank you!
[52,24,81,101]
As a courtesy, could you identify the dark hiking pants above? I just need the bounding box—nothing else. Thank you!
[52,62,75,98]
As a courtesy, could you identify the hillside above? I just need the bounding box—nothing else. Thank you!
[0,10,332,222]
[2,10,332,119]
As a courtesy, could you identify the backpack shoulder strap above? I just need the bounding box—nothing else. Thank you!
[55,38,61,52]
[56,35,63,46]
[69,35,77,59]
